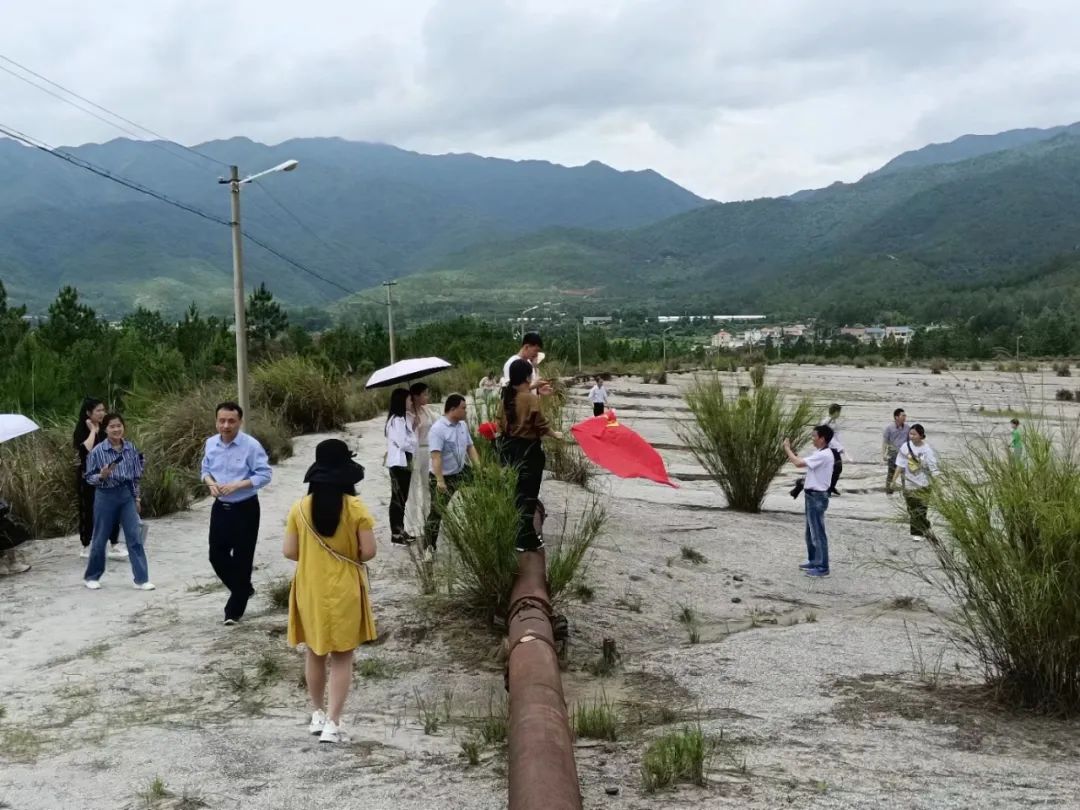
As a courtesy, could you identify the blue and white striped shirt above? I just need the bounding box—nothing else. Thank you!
[84,439,144,499]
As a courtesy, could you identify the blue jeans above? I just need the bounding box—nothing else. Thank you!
[83,486,149,585]
[804,490,830,571]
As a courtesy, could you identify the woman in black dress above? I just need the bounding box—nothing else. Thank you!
[72,397,121,558]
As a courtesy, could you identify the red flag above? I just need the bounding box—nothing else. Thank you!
[570,410,677,487]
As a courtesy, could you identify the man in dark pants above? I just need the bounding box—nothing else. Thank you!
[200,402,272,625]
[424,394,480,560]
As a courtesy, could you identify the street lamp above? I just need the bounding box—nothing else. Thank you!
[218,160,300,418]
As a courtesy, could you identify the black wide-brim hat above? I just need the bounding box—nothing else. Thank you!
[303,438,365,485]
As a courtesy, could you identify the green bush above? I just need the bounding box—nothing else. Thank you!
[641,726,709,791]
[573,693,619,741]
[923,429,1080,713]
[677,377,815,512]
[138,463,198,518]
[1054,362,1072,378]
[252,356,348,434]
[439,463,521,621]
[1056,389,1074,402]
[749,364,765,388]
[0,426,77,538]
[344,381,388,422]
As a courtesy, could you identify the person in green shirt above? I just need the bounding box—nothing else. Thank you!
[1010,418,1022,459]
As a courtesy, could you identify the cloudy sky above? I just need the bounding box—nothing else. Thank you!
[4,0,1080,200]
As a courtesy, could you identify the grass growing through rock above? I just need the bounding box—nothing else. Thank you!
[678,604,702,644]
[919,426,1080,713]
[573,582,595,603]
[476,691,509,745]
[680,546,707,565]
[677,376,815,512]
[547,495,607,602]
[267,576,293,611]
[573,693,620,741]
[615,591,644,613]
[641,726,709,791]
[460,737,482,766]
[355,657,394,680]
[414,688,442,735]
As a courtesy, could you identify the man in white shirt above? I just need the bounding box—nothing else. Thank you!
[424,394,481,554]
[587,377,609,417]
[784,425,835,578]
[501,332,550,394]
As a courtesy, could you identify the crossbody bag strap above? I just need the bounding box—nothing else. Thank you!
[298,502,366,572]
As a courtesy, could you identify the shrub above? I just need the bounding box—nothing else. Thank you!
[344,382,389,422]
[854,358,866,369]
[921,428,1080,713]
[439,463,521,620]
[929,358,948,374]
[641,726,709,791]
[0,426,77,538]
[544,396,594,487]
[1056,389,1074,402]
[573,693,619,741]
[1055,363,1072,378]
[252,356,348,434]
[970,361,982,371]
[749,365,765,388]
[676,376,816,512]
[138,463,198,518]
[546,495,607,601]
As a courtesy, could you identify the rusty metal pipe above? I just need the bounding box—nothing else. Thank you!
[507,550,582,810]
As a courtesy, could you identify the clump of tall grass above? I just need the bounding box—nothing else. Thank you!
[1054,362,1072,378]
[344,381,389,422]
[676,376,815,512]
[252,356,348,434]
[920,427,1080,713]
[544,402,593,487]
[546,495,607,601]
[439,463,522,621]
[138,462,199,518]
[749,364,765,388]
[929,358,948,374]
[0,426,77,537]
[641,726,709,791]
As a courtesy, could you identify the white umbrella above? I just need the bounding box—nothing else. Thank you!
[0,414,39,444]
[365,357,452,390]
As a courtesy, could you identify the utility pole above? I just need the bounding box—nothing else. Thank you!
[383,280,398,363]
[577,323,583,373]
[227,165,251,418]
[1016,335,1022,361]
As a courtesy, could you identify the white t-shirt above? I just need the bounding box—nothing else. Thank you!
[803,448,835,492]
[588,385,608,404]
[501,354,540,386]
[897,441,938,489]
[827,418,844,454]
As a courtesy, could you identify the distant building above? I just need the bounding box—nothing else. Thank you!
[886,326,914,344]
[710,330,734,348]
[839,326,867,341]
[864,327,886,343]
[712,314,767,322]
[582,316,613,326]
[782,324,808,338]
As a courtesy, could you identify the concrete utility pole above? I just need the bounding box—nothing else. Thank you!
[576,323,582,373]
[383,281,398,363]
[227,165,250,418]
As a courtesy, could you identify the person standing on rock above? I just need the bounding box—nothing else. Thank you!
[896,424,939,540]
[588,376,610,417]
[73,397,122,559]
[783,425,835,578]
[82,413,154,591]
[498,359,563,552]
[384,388,417,545]
[405,382,435,540]
[501,332,551,395]
[424,394,480,558]
[200,401,272,625]
[284,438,376,744]
[882,408,910,495]
[825,403,851,496]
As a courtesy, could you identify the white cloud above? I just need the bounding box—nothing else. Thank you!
[3,0,1080,199]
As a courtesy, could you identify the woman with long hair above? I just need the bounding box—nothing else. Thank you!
[896,423,939,540]
[498,359,562,552]
[405,382,434,539]
[384,387,417,545]
[82,413,153,590]
[72,397,121,558]
[284,439,376,744]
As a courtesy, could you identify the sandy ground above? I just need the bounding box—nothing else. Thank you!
[2,363,1079,809]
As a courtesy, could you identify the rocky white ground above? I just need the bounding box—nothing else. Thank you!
[2,363,1078,809]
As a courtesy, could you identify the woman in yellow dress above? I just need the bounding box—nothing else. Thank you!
[284,439,376,744]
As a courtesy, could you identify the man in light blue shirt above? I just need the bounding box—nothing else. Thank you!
[200,401,272,624]
[424,394,480,554]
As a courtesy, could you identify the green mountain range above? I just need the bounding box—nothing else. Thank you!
[0,136,704,314]
[375,125,1080,324]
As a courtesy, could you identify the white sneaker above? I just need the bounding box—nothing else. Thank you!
[132,582,156,591]
[309,709,327,735]
[79,548,90,558]
[108,546,129,560]
[319,719,349,744]
[85,580,102,590]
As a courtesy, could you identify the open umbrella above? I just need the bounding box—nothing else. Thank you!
[0,414,39,445]
[365,357,452,390]
[570,410,676,487]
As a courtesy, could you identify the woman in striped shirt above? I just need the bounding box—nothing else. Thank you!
[82,413,154,591]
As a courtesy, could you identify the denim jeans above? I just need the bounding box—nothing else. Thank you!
[803,490,830,571]
[83,486,149,584]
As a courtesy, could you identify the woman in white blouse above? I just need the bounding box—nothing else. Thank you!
[384,388,417,545]
[405,382,435,539]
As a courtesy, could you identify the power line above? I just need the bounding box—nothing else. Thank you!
[0,52,227,170]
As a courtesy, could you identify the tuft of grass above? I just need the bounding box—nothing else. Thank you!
[252,355,348,434]
[573,582,595,603]
[804,611,818,624]
[547,496,607,601]
[918,425,1080,713]
[219,666,254,694]
[461,737,482,766]
[678,604,702,644]
[587,638,620,677]
[138,776,171,807]
[186,579,226,594]
[1054,362,1072,378]
[0,725,46,763]
[929,358,948,375]
[1056,388,1075,402]
[544,400,594,486]
[749,364,765,388]
[573,693,620,741]
[414,688,441,735]
[477,690,509,745]
[256,652,282,686]
[615,591,643,613]
[677,376,815,513]
[355,657,393,680]
[641,726,709,791]
[680,546,707,565]
[267,576,293,611]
